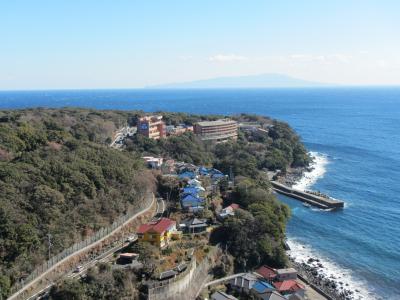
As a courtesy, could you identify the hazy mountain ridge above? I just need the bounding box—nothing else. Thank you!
[149,73,329,89]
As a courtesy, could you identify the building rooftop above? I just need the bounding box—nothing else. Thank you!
[256,265,277,280]
[252,280,275,293]
[196,119,237,127]
[182,186,202,195]
[257,291,286,300]
[184,218,208,228]
[175,262,187,273]
[119,253,139,258]
[276,268,297,275]
[228,203,239,210]
[159,269,177,280]
[211,291,238,300]
[137,218,175,234]
[181,194,205,204]
[273,280,304,293]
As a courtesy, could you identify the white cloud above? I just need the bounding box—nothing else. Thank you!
[289,54,351,64]
[208,54,248,62]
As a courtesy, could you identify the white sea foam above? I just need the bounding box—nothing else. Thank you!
[292,151,329,191]
[289,152,377,299]
[287,239,377,300]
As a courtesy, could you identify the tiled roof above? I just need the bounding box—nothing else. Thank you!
[137,218,175,234]
[256,265,277,280]
[273,280,304,292]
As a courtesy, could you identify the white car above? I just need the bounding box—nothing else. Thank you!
[125,234,137,243]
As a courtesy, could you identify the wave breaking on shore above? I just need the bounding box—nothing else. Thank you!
[288,152,377,300]
[287,239,376,300]
[292,151,329,191]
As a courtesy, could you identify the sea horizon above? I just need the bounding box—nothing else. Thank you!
[1,85,400,93]
[1,87,399,299]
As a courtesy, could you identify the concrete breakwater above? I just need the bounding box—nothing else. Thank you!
[271,181,344,209]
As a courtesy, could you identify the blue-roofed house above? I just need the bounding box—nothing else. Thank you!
[181,194,205,212]
[181,186,205,198]
[252,280,275,294]
[199,166,209,176]
[182,186,200,196]
[178,171,196,179]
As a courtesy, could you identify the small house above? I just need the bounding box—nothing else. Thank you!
[181,218,208,233]
[118,252,139,264]
[276,268,297,281]
[180,194,205,212]
[137,218,176,248]
[229,273,259,293]
[142,156,163,169]
[181,186,202,197]
[273,280,305,297]
[255,265,277,283]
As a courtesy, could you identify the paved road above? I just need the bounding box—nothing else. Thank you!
[204,273,246,287]
[11,192,155,300]
[298,278,329,300]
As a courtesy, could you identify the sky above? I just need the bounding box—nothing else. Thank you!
[1,0,400,90]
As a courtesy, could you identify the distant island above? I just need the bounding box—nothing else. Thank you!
[148,73,330,89]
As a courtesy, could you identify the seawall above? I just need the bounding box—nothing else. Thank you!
[271,181,344,209]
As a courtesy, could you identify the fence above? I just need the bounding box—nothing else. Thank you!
[9,191,154,296]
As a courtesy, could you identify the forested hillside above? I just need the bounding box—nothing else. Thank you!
[0,109,155,297]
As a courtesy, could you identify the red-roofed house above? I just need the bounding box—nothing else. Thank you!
[255,265,277,283]
[273,280,305,297]
[229,203,239,210]
[137,218,176,248]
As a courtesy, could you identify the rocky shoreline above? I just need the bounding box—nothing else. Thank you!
[289,258,360,300]
[283,154,363,300]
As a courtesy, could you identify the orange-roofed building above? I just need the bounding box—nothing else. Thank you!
[273,280,305,297]
[137,218,176,248]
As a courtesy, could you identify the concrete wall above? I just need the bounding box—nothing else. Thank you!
[148,247,219,300]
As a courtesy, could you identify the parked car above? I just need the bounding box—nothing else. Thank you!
[125,234,137,243]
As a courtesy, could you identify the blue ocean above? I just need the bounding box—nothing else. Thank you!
[1,88,399,299]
